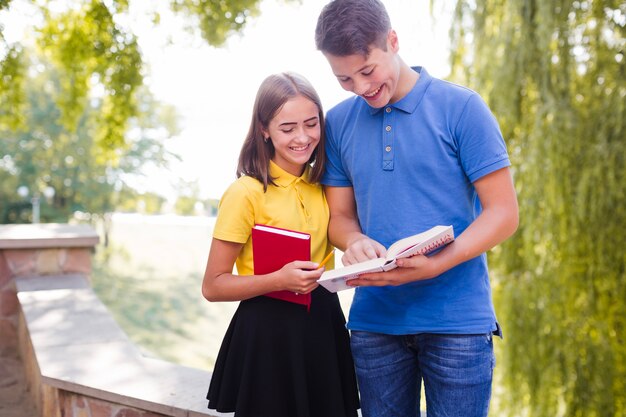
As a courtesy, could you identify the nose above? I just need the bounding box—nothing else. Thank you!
[353,78,369,96]
[293,125,309,142]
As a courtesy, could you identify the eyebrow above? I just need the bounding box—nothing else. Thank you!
[278,116,318,127]
[336,64,373,78]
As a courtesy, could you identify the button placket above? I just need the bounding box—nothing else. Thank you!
[293,179,311,222]
[382,107,394,170]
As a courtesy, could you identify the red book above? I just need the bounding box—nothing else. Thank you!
[251,224,311,308]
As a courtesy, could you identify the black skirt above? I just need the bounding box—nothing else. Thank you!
[207,287,360,417]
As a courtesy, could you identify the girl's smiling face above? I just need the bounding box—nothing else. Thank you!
[264,94,321,176]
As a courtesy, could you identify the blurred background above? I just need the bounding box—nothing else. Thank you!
[1,0,624,416]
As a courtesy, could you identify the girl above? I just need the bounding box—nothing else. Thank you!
[202,72,360,417]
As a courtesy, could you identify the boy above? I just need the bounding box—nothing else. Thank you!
[315,1,519,416]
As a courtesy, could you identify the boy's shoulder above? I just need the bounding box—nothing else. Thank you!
[417,69,488,118]
[326,95,369,124]
[328,94,364,114]
[428,75,477,100]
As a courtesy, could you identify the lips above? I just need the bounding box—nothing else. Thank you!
[290,143,311,152]
[362,85,382,100]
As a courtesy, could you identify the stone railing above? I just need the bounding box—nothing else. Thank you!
[0,223,231,417]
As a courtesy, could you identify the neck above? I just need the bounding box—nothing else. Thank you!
[392,60,419,103]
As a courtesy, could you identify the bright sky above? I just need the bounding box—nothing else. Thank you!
[3,0,454,201]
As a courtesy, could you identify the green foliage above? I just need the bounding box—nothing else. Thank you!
[450,1,626,416]
[170,0,261,46]
[0,52,178,223]
[37,0,143,159]
[172,178,205,215]
[0,45,26,130]
[0,0,264,152]
[115,191,167,214]
[174,196,197,216]
[205,198,220,216]
[0,0,268,220]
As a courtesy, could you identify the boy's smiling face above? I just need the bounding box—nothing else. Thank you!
[323,30,402,108]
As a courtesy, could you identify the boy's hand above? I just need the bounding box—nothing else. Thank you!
[276,261,323,294]
[341,237,386,265]
[347,255,440,287]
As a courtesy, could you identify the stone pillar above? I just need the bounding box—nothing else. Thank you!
[0,224,100,350]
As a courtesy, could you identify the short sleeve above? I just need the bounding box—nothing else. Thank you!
[321,112,352,187]
[455,93,511,183]
[213,179,257,243]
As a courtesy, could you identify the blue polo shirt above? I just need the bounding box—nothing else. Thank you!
[322,67,510,335]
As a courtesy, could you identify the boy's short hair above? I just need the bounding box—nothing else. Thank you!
[315,0,391,57]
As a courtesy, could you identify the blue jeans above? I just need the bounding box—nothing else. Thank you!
[350,331,495,417]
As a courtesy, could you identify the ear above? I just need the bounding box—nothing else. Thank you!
[388,29,399,53]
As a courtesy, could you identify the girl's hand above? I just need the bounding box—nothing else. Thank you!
[275,261,324,294]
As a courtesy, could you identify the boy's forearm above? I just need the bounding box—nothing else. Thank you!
[433,166,519,272]
[328,214,365,252]
[432,202,518,275]
[324,185,366,251]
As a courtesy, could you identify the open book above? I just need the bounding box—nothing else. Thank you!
[318,225,454,292]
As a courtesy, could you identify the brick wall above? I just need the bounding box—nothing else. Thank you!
[0,224,226,417]
[0,224,98,350]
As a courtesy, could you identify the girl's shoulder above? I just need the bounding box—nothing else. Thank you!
[221,175,264,200]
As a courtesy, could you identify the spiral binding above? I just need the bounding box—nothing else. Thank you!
[419,234,454,255]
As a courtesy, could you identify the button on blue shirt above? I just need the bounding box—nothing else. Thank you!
[322,67,510,335]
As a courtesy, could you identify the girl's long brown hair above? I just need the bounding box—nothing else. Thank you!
[236,72,326,191]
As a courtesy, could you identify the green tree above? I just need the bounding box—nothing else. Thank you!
[0,44,26,131]
[0,0,265,151]
[170,0,261,46]
[115,190,167,215]
[173,179,203,216]
[0,0,283,221]
[449,1,625,416]
[204,198,220,216]
[0,51,179,223]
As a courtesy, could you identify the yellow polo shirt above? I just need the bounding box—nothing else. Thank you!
[213,160,334,275]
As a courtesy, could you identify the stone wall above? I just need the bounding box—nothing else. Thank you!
[0,224,228,417]
[0,224,97,353]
